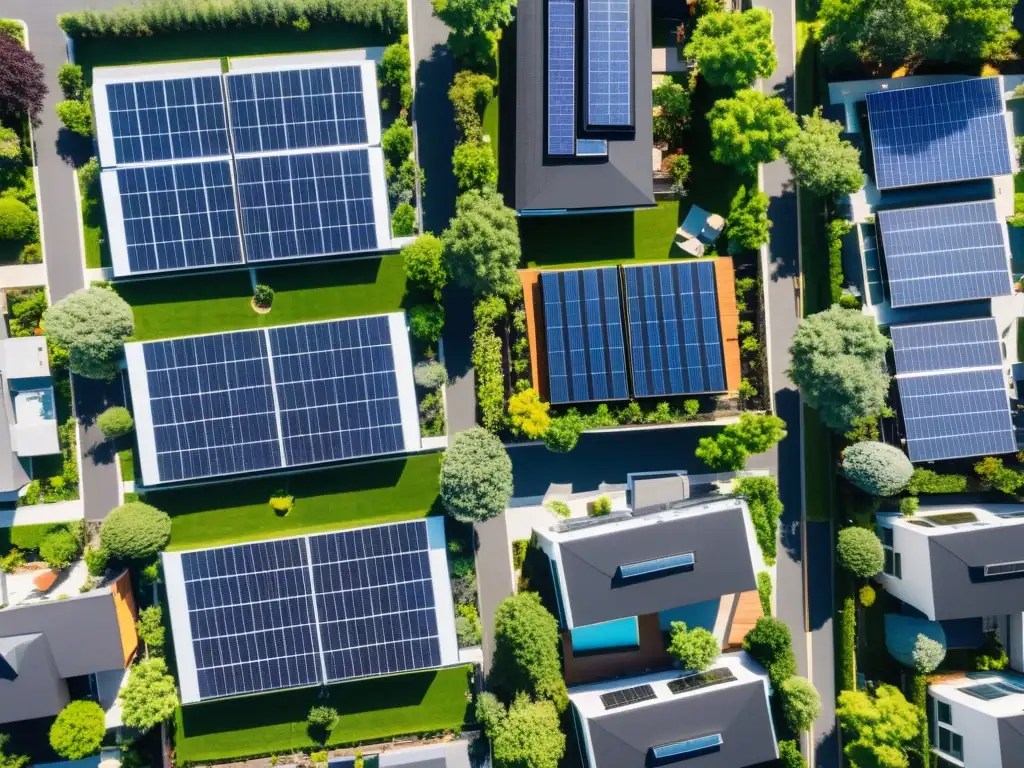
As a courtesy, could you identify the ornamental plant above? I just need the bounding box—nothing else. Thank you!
[99,501,171,561]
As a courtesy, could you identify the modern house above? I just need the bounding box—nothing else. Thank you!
[926,672,1024,768]
[513,0,655,214]
[568,651,778,768]
[327,743,471,768]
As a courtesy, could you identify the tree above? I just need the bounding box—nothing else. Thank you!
[439,427,513,523]
[837,685,920,768]
[432,0,514,67]
[378,37,412,110]
[0,198,36,241]
[685,9,777,89]
[727,185,771,254]
[402,233,447,297]
[490,592,568,713]
[97,406,134,440]
[742,617,797,688]
[785,109,863,198]
[449,70,495,139]
[543,413,584,453]
[912,634,946,673]
[452,140,497,191]
[57,64,85,100]
[382,120,413,167]
[0,34,47,127]
[973,456,1024,495]
[734,476,784,564]
[652,79,692,147]
[136,605,165,655]
[787,306,890,432]
[413,360,448,389]
[708,90,798,173]
[507,388,551,439]
[475,691,507,733]
[443,189,521,298]
[818,0,944,70]
[836,527,885,578]
[50,700,105,760]
[0,734,28,768]
[43,287,134,380]
[781,677,821,733]
[695,413,787,471]
[489,694,565,768]
[933,0,1018,62]
[119,658,178,731]
[667,621,719,671]
[409,303,445,343]
[307,705,337,743]
[40,529,80,570]
[778,740,807,768]
[840,441,913,496]
[0,126,20,161]
[99,502,171,561]
[56,100,93,136]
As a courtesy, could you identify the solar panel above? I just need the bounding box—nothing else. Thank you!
[585,0,632,128]
[667,667,737,695]
[867,78,1014,190]
[235,149,378,262]
[575,138,608,156]
[547,0,576,157]
[226,65,369,154]
[104,75,229,165]
[878,201,1012,307]
[541,267,629,404]
[600,683,656,710]
[107,160,244,275]
[891,318,1002,374]
[623,262,726,397]
[962,683,1009,701]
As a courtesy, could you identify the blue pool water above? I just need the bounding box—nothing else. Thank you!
[571,617,640,653]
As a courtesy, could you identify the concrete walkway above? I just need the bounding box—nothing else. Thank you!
[474,512,514,674]
[0,499,84,527]
[0,264,48,289]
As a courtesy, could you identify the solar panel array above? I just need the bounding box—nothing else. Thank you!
[624,262,726,397]
[541,267,629,404]
[547,0,576,156]
[878,201,1012,308]
[892,319,1016,462]
[600,683,656,710]
[172,520,447,701]
[867,78,1014,190]
[585,0,632,128]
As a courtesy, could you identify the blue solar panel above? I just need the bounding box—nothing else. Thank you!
[541,267,629,404]
[867,78,1014,190]
[879,201,1012,307]
[115,160,244,274]
[105,75,229,165]
[547,0,576,156]
[226,65,368,154]
[891,318,1002,374]
[649,734,723,761]
[623,262,725,397]
[585,0,632,128]
[235,149,377,262]
[617,552,694,580]
[576,138,608,156]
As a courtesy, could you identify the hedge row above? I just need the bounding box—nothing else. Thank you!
[58,0,406,38]
[840,595,856,691]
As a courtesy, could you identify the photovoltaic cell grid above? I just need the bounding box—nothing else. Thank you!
[623,262,725,397]
[541,267,629,404]
[867,78,1014,190]
[115,160,243,274]
[585,0,632,128]
[227,65,368,155]
[105,76,230,165]
[879,201,1012,308]
[235,149,377,262]
[547,0,576,157]
[891,318,1002,374]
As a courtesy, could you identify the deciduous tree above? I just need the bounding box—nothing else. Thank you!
[402,233,447,297]
[708,90,798,173]
[781,677,822,733]
[667,622,719,671]
[685,9,777,89]
[443,188,521,299]
[489,694,566,768]
[432,0,514,67]
[837,685,919,768]
[43,287,134,380]
[452,140,497,191]
[490,592,568,713]
[0,33,47,127]
[785,109,863,198]
[119,658,178,731]
[50,701,105,760]
[727,185,771,254]
[652,79,692,147]
[439,427,513,523]
[696,413,787,471]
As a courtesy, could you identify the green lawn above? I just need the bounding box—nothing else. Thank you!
[152,453,442,550]
[80,172,110,270]
[174,666,472,763]
[118,447,135,483]
[119,254,408,340]
[483,94,499,160]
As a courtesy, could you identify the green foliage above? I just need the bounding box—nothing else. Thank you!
[898,497,919,517]
[413,359,447,389]
[409,303,445,343]
[727,184,771,254]
[39,529,81,570]
[974,456,1024,495]
[0,126,20,161]
[685,9,777,89]
[590,495,612,516]
[912,634,946,673]
[391,202,416,236]
[136,605,165,655]
[120,658,179,731]
[448,70,495,140]
[43,287,134,380]
[490,592,568,713]
[473,325,503,433]
[545,501,571,519]
[788,306,890,432]
[906,468,967,495]
[696,412,787,471]
[742,616,797,689]
[8,288,47,337]
[387,156,421,206]
[443,189,522,299]
[49,700,105,759]
[431,0,514,68]
[56,100,94,136]
[837,685,920,768]
[306,705,337,728]
[785,109,863,198]
[440,427,513,523]
[378,37,412,110]
[455,603,482,647]
[58,64,85,100]
[488,694,565,768]
[543,413,584,453]
[756,571,772,616]
[976,631,1009,671]
[841,596,856,690]
[781,677,821,733]
[708,90,798,174]
[511,538,529,569]
[253,283,274,307]
[0,734,28,768]
[402,233,447,297]
[738,378,758,403]
[453,140,497,192]
[778,740,807,768]
[0,198,37,241]
[859,584,876,607]
[841,441,913,496]
[508,388,551,439]
[382,119,413,167]
[733,475,783,565]
[0,548,25,573]
[837,527,884,578]
[652,79,692,147]
[667,621,719,671]
[476,691,506,733]
[97,406,135,439]
[99,502,172,561]
[827,218,853,304]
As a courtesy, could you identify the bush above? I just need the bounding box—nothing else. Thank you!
[974,456,1024,495]
[511,538,529,569]
[742,616,796,688]
[56,100,93,136]
[409,303,445,343]
[20,243,41,264]
[269,495,294,514]
[840,441,913,496]
[99,502,171,560]
[253,284,274,308]
[899,496,919,517]
[443,188,521,299]
[726,184,771,254]
[474,294,507,327]
[756,571,772,616]
[378,37,412,109]
[0,548,25,573]
[906,468,967,495]
[39,529,80,570]
[733,475,783,565]
[440,427,513,523]
[58,64,84,99]
[43,287,134,380]
[120,657,178,731]
[508,388,551,439]
[913,634,946,673]
[836,527,884,578]
[490,592,567,712]
[545,501,570,519]
[97,406,134,439]
[448,70,495,140]
[695,413,786,471]
[840,596,855,690]
[402,233,447,296]
[489,694,565,768]
[667,621,719,671]
[475,691,506,732]
[781,677,821,733]
[382,118,413,165]
[591,495,612,516]
[414,360,447,389]
[307,705,337,729]
[544,413,584,453]
[0,33,46,127]
[666,153,691,194]
[859,584,876,608]
[778,740,806,768]
[391,202,416,236]
[453,140,497,191]
[472,325,504,433]
[455,603,482,646]
[49,700,105,759]
[0,198,37,241]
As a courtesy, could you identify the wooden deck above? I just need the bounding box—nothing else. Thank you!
[518,269,547,398]
[562,614,673,686]
[713,257,742,395]
[724,590,764,650]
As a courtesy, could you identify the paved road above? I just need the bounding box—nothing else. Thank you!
[12,0,124,521]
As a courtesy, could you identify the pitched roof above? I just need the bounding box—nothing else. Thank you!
[998,714,1024,763]
[0,632,70,723]
[926,524,1024,620]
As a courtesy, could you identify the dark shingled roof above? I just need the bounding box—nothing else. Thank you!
[514,0,655,213]
[927,524,1024,620]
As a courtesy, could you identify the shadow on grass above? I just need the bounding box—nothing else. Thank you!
[116,270,253,308]
[55,127,93,168]
[257,256,385,293]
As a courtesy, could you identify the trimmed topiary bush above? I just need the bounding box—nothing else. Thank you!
[781,676,821,733]
[840,441,913,496]
[99,502,171,561]
[97,406,134,439]
[413,360,447,389]
[859,584,876,607]
[439,427,513,523]
[742,616,797,688]
[0,198,37,241]
[50,700,105,759]
[836,527,885,578]
[39,529,80,570]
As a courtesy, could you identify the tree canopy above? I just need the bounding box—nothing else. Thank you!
[742,617,797,688]
[836,527,885,578]
[685,9,777,89]
[708,90,798,173]
[785,109,864,198]
[443,188,522,299]
[489,592,568,713]
[696,413,787,471]
[119,658,179,731]
[837,685,920,768]
[0,734,28,768]
[508,388,551,439]
[727,184,772,254]
[667,622,719,671]
[488,694,566,768]
[840,441,913,496]
[402,233,448,298]
[912,634,946,673]
[43,287,134,380]
[97,406,134,440]
[0,33,47,127]
[50,701,105,760]
[781,677,822,733]
[452,140,497,192]
[99,502,172,561]
[439,427,513,523]
[652,79,692,147]
[788,305,890,432]
[432,0,514,67]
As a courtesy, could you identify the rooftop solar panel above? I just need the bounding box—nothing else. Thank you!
[878,201,1012,307]
[891,318,1002,374]
[623,262,726,397]
[585,0,632,129]
[867,78,1014,190]
[547,0,576,157]
[541,267,629,404]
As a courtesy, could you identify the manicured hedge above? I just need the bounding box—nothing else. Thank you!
[840,595,856,691]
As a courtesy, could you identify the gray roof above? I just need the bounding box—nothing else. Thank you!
[999,715,1024,762]
[376,743,470,767]
[513,0,655,213]
[556,501,756,627]
[581,679,777,768]
[0,632,70,723]
[0,321,31,497]
[927,525,1024,620]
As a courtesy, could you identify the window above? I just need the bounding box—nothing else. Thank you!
[937,701,951,725]
[984,560,1024,577]
[648,734,722,763]
[570,617,640,655]
[881,527,894,547]
[937,726,963,761]
[616,552,695,581]
[884,549,902,578]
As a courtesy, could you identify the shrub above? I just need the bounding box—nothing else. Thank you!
[269,495,294,515]
[545,500,571,519]
[742,616,796,688]
[913,634,946,673]
[840,441,913,496]
[472,324,504,433]
[0,33,47,127]
[859,584,876,608]
[827,218,853,303]
[97,406,134,439]
[0,198,37,241]
[402,233,447,296]
[409,303,445,343]
[120,658,178,731]
[453,140,497,191]
[39,530,80,570]
[455,603,482,647]
[778,740,806,768]
[475,691,506,732]
[43,287,134,380]
[685,9,777,89]
[382,119,413,167]
[440,427,513,523]
[756,571,772,616]
[490,592,567,712]
[56,100,93,136]
[489,693,565,768]
[50,700,105,759]
[253,283,274,308]
[57,64,84,99]
[307,705,337,729]
[0,548,25,573]
[683,399,700,418]
[591,495,612,516]
[508,388,551,439]
[0,125,20,160]
[443,188,521,299]
[837,685,920,767]
[727,184,771,254]
[840,596,855,690]
[136,604,165,655]
[781,677,821,733]
[974,456,1024,495]
[99,502,171,560]
[733,475,782,565]
[21,243,41,264]
[899,496,919,517]
[511,538,529,569]
[448,70,494,140]
[378,36,412,109]
[414,359,447,389]
[544,413,584,453]
[836,527,884,578]
[695,413,786,471]
[906,468,967,495]
[666,153,691,194]
[391,202,416,236]
[617,400,644,424]
[667,621,719,671]
[652,79,691,146]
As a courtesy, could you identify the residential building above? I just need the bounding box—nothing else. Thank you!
[327,743,471,767]
[568,651,778,768]
[927,672,1024,768]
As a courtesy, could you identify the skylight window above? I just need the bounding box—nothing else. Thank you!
[648,734,723,763]
[616,552,694,581]
[984,560,1024,577]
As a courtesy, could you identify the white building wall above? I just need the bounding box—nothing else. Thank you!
[1010,612,1024,673]
[878,522,936,619]
[934,695,1004,768]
